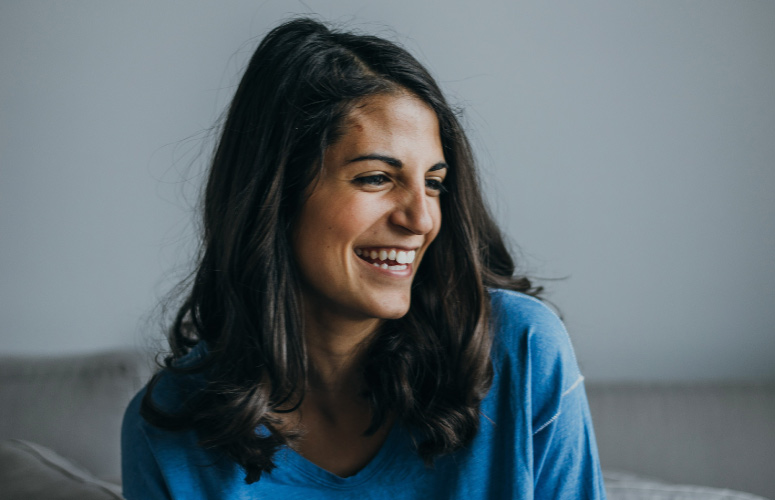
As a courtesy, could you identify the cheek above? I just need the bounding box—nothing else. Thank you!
[428,200,443,242]
[331,198,386,239]
[298,210,366,260]
[292,203,329,269]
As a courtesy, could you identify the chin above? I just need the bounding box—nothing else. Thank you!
[380,308,410,320]
[367,294,411,320]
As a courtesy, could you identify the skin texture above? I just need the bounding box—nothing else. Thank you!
[287,92,447,476]
[292,91,446,347]
[293,92,446,331]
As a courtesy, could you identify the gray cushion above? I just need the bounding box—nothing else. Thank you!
[0,439,124,500]
[587,383,775,499]
[0,349,152,482]
[604,470,770,500]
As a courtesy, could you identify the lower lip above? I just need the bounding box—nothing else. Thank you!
[355,255,413,278]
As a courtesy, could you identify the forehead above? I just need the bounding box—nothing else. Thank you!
[335,93,443,151]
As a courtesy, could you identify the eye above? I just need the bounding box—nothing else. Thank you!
[425,178,447,194]
[353,174,389,187]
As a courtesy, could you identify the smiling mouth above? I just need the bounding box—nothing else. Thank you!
[355,247,417,270]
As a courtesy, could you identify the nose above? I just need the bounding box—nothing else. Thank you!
[389,182,436,235]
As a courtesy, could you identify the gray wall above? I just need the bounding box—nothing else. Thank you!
[2,1,773,381]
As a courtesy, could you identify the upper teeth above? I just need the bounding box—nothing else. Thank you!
[356,248,416,264]
[396,250,415,264]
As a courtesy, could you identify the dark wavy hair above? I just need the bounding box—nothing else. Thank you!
[141,17,539,484]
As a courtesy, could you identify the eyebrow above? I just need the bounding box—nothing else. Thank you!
[347,154,448,172]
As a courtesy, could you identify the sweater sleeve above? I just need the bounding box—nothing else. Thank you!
[532,377,606,499]
[525,298,607,499]
[489,289,607,499]
[121,389,173,500]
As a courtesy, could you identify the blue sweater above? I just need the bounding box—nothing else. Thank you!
[122,290,606,499]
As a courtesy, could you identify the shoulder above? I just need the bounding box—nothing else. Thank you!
[488,288,566,340]
[487,289,584,430]
[144,344,211,414]
[121,346,224,499]
[121,345,209,448]
[488,288,577,369]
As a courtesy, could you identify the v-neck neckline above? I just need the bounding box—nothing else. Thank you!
[276,423,405,489]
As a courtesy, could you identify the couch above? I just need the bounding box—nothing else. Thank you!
[1,349,773,499]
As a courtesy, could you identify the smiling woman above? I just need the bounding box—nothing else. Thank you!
[293,93,445,324]
[121,18,606,499]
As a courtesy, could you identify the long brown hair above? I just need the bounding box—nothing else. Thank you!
[141,17,540,484]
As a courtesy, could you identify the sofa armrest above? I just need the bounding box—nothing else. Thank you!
[587,382,775,499]
[0,349,153,483]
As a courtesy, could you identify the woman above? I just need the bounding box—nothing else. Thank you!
[122,18,606,499]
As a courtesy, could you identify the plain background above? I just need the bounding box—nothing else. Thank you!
[1,1,773,382]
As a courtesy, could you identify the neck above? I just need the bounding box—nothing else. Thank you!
[302,305,383,395]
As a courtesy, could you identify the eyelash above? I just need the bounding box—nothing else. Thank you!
[353,175,447,193]
[353,174,389,186]
[425,178,447,193]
